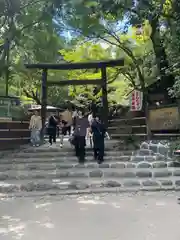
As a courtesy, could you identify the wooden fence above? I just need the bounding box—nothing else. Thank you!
[108,104,180,140]
[0,121,30,150]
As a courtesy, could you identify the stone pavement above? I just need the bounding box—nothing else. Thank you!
[0,192,180,240]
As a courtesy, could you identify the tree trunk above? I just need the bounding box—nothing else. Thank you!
[150,17,175,91]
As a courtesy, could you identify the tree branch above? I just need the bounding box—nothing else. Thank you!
[92,28,145,90]
[122,72,138,89]
[20,0,43,11]
[23,88,41,104]
[107,68,122,84]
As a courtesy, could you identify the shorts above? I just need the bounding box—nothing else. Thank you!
[61,126,71,136]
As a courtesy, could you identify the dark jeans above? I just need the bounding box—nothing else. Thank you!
[56,126,60,137]
[74,136,86,163]
[48,127,56,145]
[62,126,71,136]
[93,136,104,163]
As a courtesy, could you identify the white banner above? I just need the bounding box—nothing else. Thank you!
[130,90,143,111]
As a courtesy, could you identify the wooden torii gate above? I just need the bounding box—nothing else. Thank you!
[25,59,124,138]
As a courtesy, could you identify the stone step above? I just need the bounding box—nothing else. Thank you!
[10,149,166,159]
[21,148,155,156]
[11,150,132,158]
[0,185,176,198]
[0,176,180,196]
[0,154,170,164]
[0,161,176,172]
[0,156,130,164]
[0,167,179,180]
[147,143,170,156]
[22,146,114,153]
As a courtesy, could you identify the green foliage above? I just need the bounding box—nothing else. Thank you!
[0,0,70,107]
[0,0,180,115]
[59,41,131,107]
[56,0,179,96]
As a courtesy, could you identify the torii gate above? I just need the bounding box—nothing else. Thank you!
[25,59,124,138]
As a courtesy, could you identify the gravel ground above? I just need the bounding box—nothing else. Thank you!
[0,191,180,240]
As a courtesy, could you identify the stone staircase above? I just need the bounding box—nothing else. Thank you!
[0,139,180,197]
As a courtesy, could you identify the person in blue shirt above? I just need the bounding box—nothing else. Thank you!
[91,115,106,164]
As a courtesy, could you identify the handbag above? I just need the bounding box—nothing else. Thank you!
[69,134,76,146]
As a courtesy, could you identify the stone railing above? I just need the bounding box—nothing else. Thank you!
[0,120,30,150]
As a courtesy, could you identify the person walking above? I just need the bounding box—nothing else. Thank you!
[60,107,72,147]
[29,110,42,147]
[87,111,94,147]
[72,107,78,130]
[91,116,106,164]
[48,114,58,146]
[73,110,89,163]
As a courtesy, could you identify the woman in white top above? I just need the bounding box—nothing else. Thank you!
[29,111,42,146]
[88,113,93,125]
[87,112,94,147]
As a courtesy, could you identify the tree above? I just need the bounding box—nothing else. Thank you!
[55,0,176,95]
[59,41,133,109]
[10,27,68,104]
[0,0,70,105]
[0,0,67,95]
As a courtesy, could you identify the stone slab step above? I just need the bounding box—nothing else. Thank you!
[0,167,179,180]
[9,151,169,160]
[0,185,177,199]
[11,150,131,158]
[0,177,179,195]
[20,148,156,157]
[22,146,118,153]
[0,154,170,164]
[0,161,176,172]
[1,155,132,164]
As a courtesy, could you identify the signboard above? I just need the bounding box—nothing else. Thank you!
[130,90,143,111]
[0,117,12,122]
[0,97,20,106]
[149,106,180,130]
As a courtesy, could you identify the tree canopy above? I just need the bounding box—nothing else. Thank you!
[0,0,180,113]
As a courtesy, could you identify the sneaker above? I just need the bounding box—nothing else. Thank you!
[60,144,63,148]
[97,159,104,164]
[79,160,85,164]
[36,144,40,147]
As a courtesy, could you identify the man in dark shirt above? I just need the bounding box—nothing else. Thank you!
[73,110,89,163]
[91,116,106,164]
[48,114,58,145]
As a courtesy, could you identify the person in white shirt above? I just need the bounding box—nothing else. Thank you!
[29,111,42,147]
[72,108,78,130]
[87,112,94,147]
[88,112,94,125]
